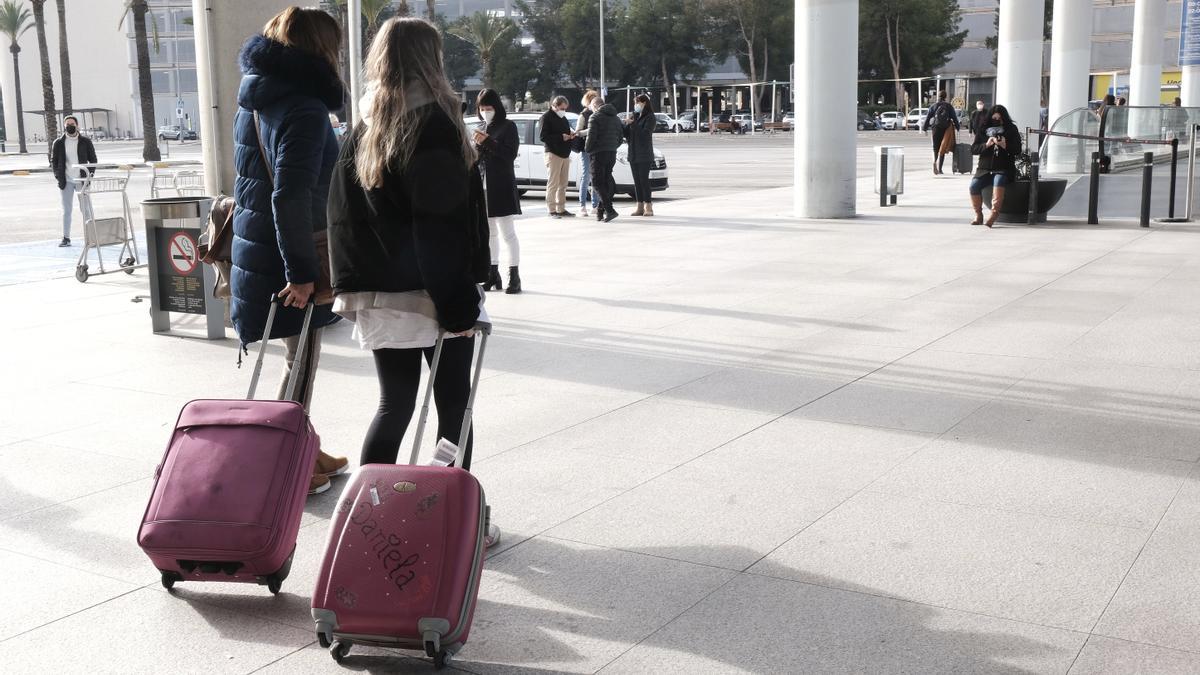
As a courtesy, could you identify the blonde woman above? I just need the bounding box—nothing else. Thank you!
[326,17,487,475]
[574,89,600,217]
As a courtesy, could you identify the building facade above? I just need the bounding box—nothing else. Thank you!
[0,0,198,144]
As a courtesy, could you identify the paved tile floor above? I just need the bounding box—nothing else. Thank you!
[4,163,1200,673]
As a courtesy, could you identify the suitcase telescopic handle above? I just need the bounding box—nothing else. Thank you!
[247,293,316,401]
[408,322,491,467]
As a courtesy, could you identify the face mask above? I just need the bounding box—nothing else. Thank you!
[481,110,495,124]
[556,109,567,118]
[635,104,644,113]
[65,125,77,135]
[976,104,984,111]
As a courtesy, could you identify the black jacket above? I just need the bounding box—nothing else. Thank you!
[539,109,573,158]
[971,121,1023,179]
[475,117,522,218]
[327,106,484,334]
[586,104,623,153]
[624,110,655,164]
[230,35,343,346]
[968,108,989,135]
[51,134,97,189]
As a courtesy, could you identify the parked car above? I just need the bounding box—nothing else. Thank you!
[674,111,697,132]
[157,125,197,141]
[857,109,880,130]
[733,113,762,132]
[878,111,902,130]
[905,108,928,130]
[781,111,795,126]
[652,113,674,133]
[466,112,669,198]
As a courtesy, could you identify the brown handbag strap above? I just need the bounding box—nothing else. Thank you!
[252,111,275,186]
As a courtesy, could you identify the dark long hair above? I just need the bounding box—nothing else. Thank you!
[476,89,507,125]
[635,93,655,117]
[988,104,1014,128]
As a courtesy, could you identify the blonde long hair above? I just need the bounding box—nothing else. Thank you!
[356,18,474,189]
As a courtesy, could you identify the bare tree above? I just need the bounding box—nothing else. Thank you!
[55,0,71,114]
[30,0,57,151]
[121,1,161,161]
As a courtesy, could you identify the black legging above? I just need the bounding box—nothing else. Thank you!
[631,161,653,203]
[361,337,475,469]
[590,150,617,214]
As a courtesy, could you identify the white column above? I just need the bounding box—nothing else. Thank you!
[794,0,857,219]
[1048,0,1092,126]
[1130,0,1166,106]
[192,0,295,195]
[996,0,1045,133]
[1183,66,1200,107]
[348,0,364,126]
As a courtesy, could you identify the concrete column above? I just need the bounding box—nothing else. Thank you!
[1183,65,1200,107]
[1048,0,1092,127]
[794,0,857,219]
[1130,0,1166,106]
[348,0,364,126]
[192,0,295,196]
[996,0,1045,134]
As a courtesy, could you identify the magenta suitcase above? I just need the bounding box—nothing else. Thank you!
[312,328,490,669]
[138,300,319,594]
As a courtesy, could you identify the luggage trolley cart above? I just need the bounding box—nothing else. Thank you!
[73,163,144,282]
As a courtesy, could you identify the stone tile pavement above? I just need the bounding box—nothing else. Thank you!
[4,165,1200,673]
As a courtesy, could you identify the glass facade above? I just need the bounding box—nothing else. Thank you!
[126,1,199,134]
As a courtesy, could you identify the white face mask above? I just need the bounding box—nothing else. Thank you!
[635,103,644,113]
[977,104,984,111]
[556,109,567,118]
[481,110,495,124]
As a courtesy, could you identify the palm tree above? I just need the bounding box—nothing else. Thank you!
[29,0,57,150]
[0,0,31,153]
[120,1,160,161]
[362,0,393,48]
[449,12,513,89]
[54,0,71,114]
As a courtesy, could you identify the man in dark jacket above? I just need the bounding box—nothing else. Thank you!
[539,95,575,218]
[50,115,97,247]
[585,98,623,222]
[922,91,961,175]
[968,100,988,135]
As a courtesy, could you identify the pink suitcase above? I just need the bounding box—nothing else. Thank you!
[137,299,319,594]
[312,327,490,669]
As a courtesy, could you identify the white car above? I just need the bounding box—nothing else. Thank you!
[906,108,928,130]
[879,111,902,130]
[466,112,669,198]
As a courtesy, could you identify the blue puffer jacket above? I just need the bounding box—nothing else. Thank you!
[231,35,343,347]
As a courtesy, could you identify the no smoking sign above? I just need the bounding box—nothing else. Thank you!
[168,231,198,275]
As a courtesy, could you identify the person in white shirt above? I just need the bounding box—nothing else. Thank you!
[50,115,97,247]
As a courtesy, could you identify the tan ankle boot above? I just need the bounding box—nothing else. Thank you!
[643,202,654,217]
[985,187,1005,228]
[315,450,349,477]
[632,202,645,216]
[970,194,984,225]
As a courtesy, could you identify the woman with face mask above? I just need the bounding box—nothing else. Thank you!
[969,104,1022,227]
[51,115,98,247]
[473,89,523,293]
[624,94,657,216]
[539,95,575,218]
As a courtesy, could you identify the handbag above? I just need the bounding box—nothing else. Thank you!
[198,194,235,299]
[253,111,335,305]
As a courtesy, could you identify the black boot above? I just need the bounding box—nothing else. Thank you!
[483,264,503,291]
[505,266,522,294]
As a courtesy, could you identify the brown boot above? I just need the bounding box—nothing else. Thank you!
[308,473,331,495]
[316,450,349,477]
[970,194,984,225]
[643,202,654,217]
[631,202,645,216]
[985,187,1005,228]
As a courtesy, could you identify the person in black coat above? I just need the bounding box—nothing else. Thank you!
[586,97,624,222]
[472,88,522,294]
[327,17,490,509]
[232,8,348,493]
[50,116,97,246]
[969,104,1023,228]
[624,94,657,216]
[922,91,961,175]
[539,95,575,218]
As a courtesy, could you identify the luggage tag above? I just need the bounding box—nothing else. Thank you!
[430,438,460,467]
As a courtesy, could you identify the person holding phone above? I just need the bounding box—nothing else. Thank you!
[472,88,523,293]
[968,104,1022,228]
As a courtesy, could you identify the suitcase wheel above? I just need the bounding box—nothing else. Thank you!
[160,571,182,591]
[330,640,351,663]
[433,650,448,670]
[265,574,283,595]
[317,632,331,649]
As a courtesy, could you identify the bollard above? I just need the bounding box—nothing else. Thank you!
[879,150,888,208]
[1140,151,1154,228]
[1088,151,1101,225]
[1027,151,1040,225]
[1169,138,1179,219]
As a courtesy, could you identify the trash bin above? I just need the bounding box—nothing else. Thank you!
[874,146,904,206]
[143,196,225,339]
